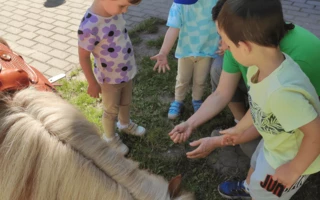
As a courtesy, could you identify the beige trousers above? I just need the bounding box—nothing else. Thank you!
[100,80,132,138]
[175,57,213,101]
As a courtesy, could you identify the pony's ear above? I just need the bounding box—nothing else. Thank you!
[168,174,182,198]
[0,37,10,49]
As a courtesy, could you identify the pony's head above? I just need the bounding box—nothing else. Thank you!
[0,88,194,200]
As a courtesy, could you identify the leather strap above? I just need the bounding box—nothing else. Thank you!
[0,47,38,84]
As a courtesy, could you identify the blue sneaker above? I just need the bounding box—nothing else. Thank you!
[218,180,251,200]
[192,100,203,112]
[168,101,183,119]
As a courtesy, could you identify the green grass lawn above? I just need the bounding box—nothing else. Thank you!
[57,18,236,200]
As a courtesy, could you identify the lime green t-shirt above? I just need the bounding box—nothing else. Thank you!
[223,25,320,96]
[247,54,320,175]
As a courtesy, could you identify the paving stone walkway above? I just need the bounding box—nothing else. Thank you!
[0,0,319,77]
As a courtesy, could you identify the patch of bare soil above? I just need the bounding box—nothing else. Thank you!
[134,25,167,59]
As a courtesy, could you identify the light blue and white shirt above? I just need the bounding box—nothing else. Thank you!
[167,0,220,58]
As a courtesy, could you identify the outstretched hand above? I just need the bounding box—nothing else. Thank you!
[215,40,229,56]
[168,122,192,143]
[150,53,170,73]
[220,127,242,146]
[186,137,221,159]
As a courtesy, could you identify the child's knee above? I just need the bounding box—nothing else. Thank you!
[103,109,118,120]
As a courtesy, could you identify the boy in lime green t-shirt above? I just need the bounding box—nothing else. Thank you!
[216,0,320,200]
[223,25,320,95]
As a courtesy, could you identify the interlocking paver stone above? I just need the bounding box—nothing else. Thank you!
[48,49,71,60]
[30,61,50,72]
[3,33,21,42]
[3,5,16,12]
[47,58,70,69]
[51,34,70,43]
[45,67,66,78]
[24,19,41,27]
[13,15,27,21]
[52,27,71,35]
[17,38,37,48]
[21,24,39,32]
[37,23,55,31]
[50,41,70,51]
[33,43,53,53]
[19,31,38,40]
[36,29,55,37]
[34,36,54,45]
[30,51,51,62]
[66,55,79,64]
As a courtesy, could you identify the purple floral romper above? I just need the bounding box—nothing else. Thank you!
[78,10,137,84]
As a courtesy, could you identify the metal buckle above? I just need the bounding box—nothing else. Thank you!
[0,53,11,61]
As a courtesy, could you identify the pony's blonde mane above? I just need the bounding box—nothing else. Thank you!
[0,88,194,200]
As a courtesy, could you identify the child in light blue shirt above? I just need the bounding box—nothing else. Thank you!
[151,0,220,119]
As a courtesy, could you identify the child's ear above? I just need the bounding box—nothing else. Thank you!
[168,174,182,198]
[238,41,251,55]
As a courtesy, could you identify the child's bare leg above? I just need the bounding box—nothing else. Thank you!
[246,167,255,185]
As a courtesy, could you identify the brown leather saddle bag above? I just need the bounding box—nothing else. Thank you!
[0,43,56,92]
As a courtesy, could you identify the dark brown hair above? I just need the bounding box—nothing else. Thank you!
[217,0,294,47]
[212,0,226,21]
[129,0,142,5]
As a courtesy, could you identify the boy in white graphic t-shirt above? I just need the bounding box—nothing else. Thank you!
[216,0,320,200]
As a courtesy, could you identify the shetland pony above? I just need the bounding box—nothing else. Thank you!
[0,88,194,200]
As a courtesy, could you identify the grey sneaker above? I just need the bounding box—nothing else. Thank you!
[102,134,129,155]
[117,121,146,136]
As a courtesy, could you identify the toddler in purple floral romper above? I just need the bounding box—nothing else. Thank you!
[78,0,145,156]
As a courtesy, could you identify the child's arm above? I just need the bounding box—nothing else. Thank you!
[215,40,228,56]
[78,47,101,98]
[269,88,320,188]
[234,109,253,132]
[219,110,254,146]
[187,125,261,159]
[273,116,320,188]
[293,116,320,172]
[220,124,260,146]
[150,27,180,73]
[220,109,253,135]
